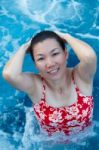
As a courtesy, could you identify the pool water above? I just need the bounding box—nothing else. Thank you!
[0,0,99,150]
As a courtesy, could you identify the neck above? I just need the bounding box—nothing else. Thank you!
[45,69,70,94]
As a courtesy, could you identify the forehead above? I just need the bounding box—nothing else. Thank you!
[33,38,61,54]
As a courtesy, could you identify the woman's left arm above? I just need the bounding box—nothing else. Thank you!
[56,31,97,82]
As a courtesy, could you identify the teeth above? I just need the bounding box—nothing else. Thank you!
[47,68,59,74]
[50,69,57,73]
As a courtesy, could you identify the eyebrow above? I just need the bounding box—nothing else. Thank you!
[36,48,59,57]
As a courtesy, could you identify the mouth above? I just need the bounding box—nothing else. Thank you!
[47,67,59,75]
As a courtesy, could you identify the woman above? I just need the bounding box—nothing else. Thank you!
[3,30,97,136]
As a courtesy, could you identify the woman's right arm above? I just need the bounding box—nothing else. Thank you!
[2,41,36,94]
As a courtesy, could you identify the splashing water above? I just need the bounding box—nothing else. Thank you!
[0,0,99,149]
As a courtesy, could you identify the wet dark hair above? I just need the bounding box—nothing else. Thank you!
[28,30,66,61]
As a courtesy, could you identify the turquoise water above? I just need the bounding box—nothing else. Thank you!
[0,0,99,149]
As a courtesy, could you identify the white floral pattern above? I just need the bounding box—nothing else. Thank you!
[33,77,94,136]
[49,110,63,123]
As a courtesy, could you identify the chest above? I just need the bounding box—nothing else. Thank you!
[34,95,94,126]
[45,82,77,107]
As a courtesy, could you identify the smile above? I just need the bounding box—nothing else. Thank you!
[47,67,59,75]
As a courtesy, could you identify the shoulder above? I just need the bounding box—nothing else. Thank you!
[26,73,42,91]
[27,74,43,103]
[74,56,97,84]
[68,67,93,96]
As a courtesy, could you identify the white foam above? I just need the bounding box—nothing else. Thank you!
[0,131,15,150]
[19,107,99,149]
[76,33,99,40]
[92,6,99,29]
[0,105,99,150]
[17,0,84,26]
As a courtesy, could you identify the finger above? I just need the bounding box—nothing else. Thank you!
[55,31,65,36]
[26,39,31,45]
[55,31,67,43]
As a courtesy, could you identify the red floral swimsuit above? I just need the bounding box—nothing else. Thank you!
[33,75,94,136]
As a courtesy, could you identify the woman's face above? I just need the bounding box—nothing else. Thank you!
[33,38,67,81]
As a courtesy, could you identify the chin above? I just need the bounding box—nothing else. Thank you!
[46,74,62,81]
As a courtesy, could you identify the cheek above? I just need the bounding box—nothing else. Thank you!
[58,55,66,64]
[35,62,45,71]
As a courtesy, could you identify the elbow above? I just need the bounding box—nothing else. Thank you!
[2,69,20,82]
[91,52,97,63]
[2,67,14,81]
[2,69,11,80]
[85,50,97,64]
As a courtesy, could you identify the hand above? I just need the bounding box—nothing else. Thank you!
[20,39,31,53]
[55,31,69,43]
[25,39,32,53]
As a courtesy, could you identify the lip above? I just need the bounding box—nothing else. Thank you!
[47,67,59,75]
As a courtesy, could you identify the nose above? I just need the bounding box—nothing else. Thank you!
[45,57,54,68]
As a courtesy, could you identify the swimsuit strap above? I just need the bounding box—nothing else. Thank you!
[72,70,80,92]
[40,71,80,101]
[41,76,46,101]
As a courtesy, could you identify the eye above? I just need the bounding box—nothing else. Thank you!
[37,57,44,61]
[52,52,60,56]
